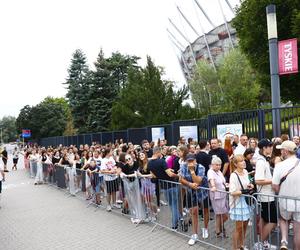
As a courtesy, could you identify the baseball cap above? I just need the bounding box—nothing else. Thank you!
[258,138,273,149]
[186,153,196,161]
[276,140,297,152]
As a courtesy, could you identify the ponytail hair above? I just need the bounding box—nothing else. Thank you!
[230,154,244,174]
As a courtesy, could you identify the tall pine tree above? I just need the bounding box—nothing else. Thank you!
[111,56,189,130]
[64,49,90,133]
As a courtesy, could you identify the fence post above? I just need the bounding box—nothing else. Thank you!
[207,115,212,140]
[258,109,265,139]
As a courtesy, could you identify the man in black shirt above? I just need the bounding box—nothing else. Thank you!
[148,146,180,229]
[196,140,212,176]
[208,138,229,181]
[142,140,153,158]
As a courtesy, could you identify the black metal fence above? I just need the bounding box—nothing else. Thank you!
[39,106,300,147]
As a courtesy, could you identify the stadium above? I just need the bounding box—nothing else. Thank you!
[167,0,240,80]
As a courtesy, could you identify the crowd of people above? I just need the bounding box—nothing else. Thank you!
[5,134,300,249]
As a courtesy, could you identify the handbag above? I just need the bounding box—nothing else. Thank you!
[234,172,254,206]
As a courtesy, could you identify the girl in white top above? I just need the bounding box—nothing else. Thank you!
[100,148,118,212]
[229,154,254,250]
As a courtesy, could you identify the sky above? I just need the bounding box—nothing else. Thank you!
[0,0,239,118]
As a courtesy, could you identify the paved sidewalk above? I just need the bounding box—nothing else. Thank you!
[0,167,205,250]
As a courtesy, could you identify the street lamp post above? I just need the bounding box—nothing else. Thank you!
[266,4,281,137]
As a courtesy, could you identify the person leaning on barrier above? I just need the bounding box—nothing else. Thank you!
[272,140,300,250]
[229,154,254,250]
[207,155,229,239]
[148,146,180,230]
[255,138,277,249]
[137,151,157,218]
[100,148,120,212]
[179,153,209,245]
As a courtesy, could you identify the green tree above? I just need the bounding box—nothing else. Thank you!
[218,49,261,111]
[189,49,261,113]
[64,49,90,133]
[86,50,119,132]
[16,97,71,139]
[0,116,17,143]
[188,61,220,115]
[16,105,33,135]
[111,57,189,130]
[233,0,300,102]
[86,50,140,132]
[108,52,139,91]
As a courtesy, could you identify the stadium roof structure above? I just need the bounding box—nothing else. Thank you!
[167,0,240,80]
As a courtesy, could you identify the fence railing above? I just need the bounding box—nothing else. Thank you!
[38,106,300,147]
[27,163,300,249]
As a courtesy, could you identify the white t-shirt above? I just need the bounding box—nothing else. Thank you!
[229,169,250,209]
[101,157,117,181]
[255,155,275,202]
[29,154,38,162]
[272,156,300,211]
[234,144,246,156]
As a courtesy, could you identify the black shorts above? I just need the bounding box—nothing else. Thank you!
[13,158,18,164]
[0,181,2,193]
[2,158,7,165]
[185,192,209,209]
[106,179,119,194]
[199,196,210,209]
[260,201,278,223]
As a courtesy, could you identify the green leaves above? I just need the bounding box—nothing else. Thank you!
[233,0,300,102]
[111,56,190,130]
[189,49,261,114]
[16,97,72,139]
[0,116,17,143]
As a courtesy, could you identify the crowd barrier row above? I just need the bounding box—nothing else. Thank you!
[28,163,299,250]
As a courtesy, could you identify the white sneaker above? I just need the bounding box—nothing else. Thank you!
[160,200,168,206]
[202,228,209,239]
[253,242,264,250]
[157,208,160,213]
[130,218,141,224]
[113,203,121,209]
[116,199,123,204]
[106,205,112,212]
[188,234,199,246]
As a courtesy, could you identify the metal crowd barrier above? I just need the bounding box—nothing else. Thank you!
[27,164,300,249]
[253,192,300,250]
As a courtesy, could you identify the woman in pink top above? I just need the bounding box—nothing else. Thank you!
[166,146,178,169]
[207,155,229,238]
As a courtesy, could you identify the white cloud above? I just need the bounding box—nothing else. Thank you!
[0,0,239,118]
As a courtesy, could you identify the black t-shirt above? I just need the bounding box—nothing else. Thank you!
[120,161,138,182]
[245,159,253,173]
[196,151,211,176]
[61,159,70,166]
[42,155,47,162]
[209,148,229,173]
[148,158,178,189]
[52,156,60,165]
[145,148,153,158]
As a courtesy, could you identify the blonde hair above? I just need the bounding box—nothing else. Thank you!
[230,154,244,174]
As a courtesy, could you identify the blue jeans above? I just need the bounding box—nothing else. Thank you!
[163,187,180,228]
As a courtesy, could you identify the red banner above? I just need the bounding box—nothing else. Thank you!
[278,38,298,75]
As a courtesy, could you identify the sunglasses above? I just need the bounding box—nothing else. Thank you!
[125,158,132,162]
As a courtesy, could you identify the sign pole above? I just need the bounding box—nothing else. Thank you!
[266,4,281,137]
